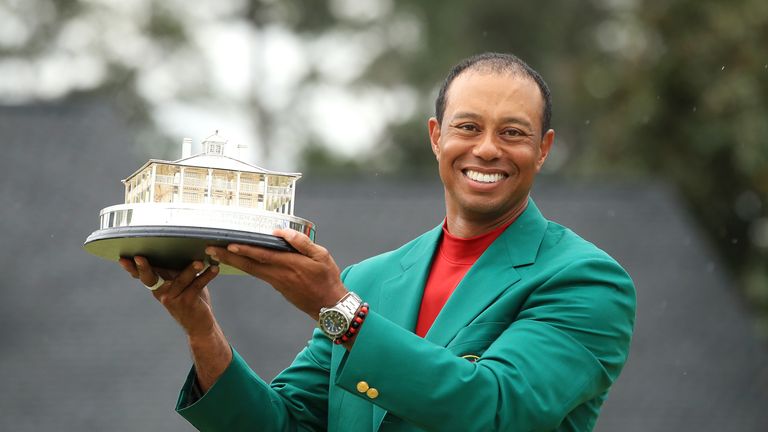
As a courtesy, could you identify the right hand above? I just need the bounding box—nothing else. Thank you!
[118,257,221,338]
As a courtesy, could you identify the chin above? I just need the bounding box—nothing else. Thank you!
[459,200,513,219]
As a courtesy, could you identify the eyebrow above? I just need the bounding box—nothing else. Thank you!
[450,111,534,130]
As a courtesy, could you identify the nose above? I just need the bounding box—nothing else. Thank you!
[472,134,501,160]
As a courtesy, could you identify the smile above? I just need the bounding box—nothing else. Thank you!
[463,169,507,184]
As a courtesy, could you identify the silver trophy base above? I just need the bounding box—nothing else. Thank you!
[83,203,317,275]
[84,226,295,275]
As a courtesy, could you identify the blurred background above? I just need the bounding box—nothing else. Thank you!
[1,0,767,430]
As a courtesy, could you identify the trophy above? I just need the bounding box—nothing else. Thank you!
[83,132,316,275]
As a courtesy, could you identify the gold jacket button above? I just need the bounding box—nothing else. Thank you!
[366,388,379,399]
[356,381,369,393]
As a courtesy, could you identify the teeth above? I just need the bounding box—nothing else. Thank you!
[465,170,505,183]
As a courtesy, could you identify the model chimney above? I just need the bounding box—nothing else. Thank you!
[236,143,248,160]
[181,137,192,158]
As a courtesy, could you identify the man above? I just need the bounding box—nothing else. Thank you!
[120,52,636,431]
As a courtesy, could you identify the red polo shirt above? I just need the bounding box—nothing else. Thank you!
[414,220,512,337]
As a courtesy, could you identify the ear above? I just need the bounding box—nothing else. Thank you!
[428,117,441,159]
[535,129,555,172]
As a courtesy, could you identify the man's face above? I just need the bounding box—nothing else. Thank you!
[428,71,554,226]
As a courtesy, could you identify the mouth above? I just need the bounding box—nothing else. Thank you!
[462,169,508,184]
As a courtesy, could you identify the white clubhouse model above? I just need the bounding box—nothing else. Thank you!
[83,132,316,274]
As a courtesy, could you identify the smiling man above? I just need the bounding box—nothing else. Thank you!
[120,52,636,431]
[428,62,554,238]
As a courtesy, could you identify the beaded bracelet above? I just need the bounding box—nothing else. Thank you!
[334,302,369,345]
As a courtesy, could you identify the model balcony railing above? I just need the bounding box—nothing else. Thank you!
[184,177,206,188]
[239,182,264,193]
[267,186,291,196]
[155,174,176,185]
[211,179,233,190]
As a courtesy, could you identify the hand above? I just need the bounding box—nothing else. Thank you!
[118,257,221,338]
[205,229,348,320]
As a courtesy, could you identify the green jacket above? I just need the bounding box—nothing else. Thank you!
[177,200,636,431]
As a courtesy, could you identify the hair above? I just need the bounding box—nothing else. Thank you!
[434,52,552,135]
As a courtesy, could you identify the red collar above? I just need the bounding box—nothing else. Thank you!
[439,219,513,265]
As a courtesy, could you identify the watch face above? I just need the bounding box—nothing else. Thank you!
[320,310,348,337]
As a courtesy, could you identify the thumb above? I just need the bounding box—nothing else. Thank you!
[275,229,317,257]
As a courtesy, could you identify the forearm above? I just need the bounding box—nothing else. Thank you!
[188,323,233,392]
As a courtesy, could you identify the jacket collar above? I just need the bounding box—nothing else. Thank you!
[424,198,547,346]
[377,197,548,341]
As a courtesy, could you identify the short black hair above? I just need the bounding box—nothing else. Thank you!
[435,52,552,135]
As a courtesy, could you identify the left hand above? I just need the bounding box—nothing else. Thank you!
[205,228,348,320]
[118,257,222,339]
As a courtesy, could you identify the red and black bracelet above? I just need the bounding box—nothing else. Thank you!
[334,302,369,345]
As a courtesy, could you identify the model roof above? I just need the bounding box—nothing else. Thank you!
[122,153,302,182]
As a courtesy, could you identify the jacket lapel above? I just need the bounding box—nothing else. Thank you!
[425,199,548,347]
[370,199,548,431]
[372,224,441,431]
[374,224,443,332]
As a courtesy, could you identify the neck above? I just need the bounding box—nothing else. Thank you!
[446,197,529,238]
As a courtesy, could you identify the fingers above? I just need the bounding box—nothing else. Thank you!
[160,260,205,298]
[227,244,277,264]
[206,245,270,278]
[121,256,219,299]
[185,264,220,296]
[118,257,140,278]
[133,256,166,288]
[156,263,220,304]
[212,229,321,266]
[274,229,319,258]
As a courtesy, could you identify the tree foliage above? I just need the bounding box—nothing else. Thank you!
[574,0,768,328]
[286,0,768,329]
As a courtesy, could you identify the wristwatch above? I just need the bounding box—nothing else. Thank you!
[318,292,362,341]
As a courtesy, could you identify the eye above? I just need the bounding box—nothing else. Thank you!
[451,123,481,133]
[501,128,527,137]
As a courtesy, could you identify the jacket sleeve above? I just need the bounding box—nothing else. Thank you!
[334,258,636,431]
[175,268,355,432]
[176,333,333,432]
